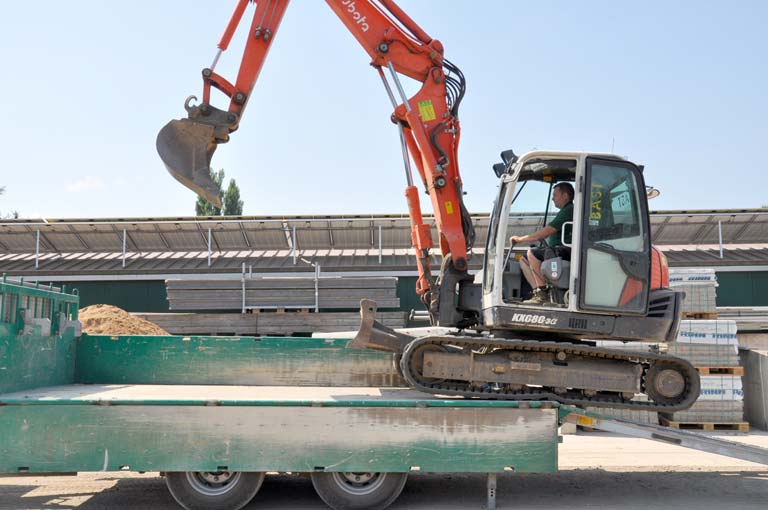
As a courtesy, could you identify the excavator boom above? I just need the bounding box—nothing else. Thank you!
[157,0,475,318]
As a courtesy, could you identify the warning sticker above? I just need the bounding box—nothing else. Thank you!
[445,201,454,214]
[417,100,437,122]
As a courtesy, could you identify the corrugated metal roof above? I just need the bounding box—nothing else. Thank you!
[0,216,464,254]
[1,210,766,276]
[0,249,442,276]
[662,247,768,266]
[2,245,765,277]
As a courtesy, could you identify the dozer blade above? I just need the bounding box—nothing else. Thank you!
[156,118,223,208]
[349,299,414,352]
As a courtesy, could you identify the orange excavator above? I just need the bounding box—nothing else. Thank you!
[158,0,699,411]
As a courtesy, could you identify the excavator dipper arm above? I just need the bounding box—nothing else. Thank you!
[157,0,474,317]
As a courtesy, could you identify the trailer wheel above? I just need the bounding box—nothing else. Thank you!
[165,471,265,510]
[311,471,407,510]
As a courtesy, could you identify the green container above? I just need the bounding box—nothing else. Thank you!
[0,279,559,475]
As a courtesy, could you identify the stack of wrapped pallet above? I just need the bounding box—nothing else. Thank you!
[661,268,747,430]
[669,268,718,318]
[659,319,747,431]
[587,268,747,430]
[588,341,661,424]
[591,322,745,430]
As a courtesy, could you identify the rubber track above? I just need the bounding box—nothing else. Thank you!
[400,336,701,412]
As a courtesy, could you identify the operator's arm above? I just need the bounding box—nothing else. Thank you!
[510,227,556,246]
[511,201,574,246]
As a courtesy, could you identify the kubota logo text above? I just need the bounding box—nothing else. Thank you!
[341,1,370,32]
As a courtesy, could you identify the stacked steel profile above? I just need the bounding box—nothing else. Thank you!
[166,277,400,311]
[150,277,405,336]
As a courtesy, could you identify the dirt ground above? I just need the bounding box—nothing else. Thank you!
[78,304,169,336]
[1,432,766,510]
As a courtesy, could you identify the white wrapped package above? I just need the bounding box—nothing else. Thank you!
[699,375,743,401]
[676,320,738,347]
[669,268,718,285]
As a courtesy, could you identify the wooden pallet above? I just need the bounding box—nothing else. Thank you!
[696,366,744,376]
[248,308,311,314]
[682,312,718,320]
[660,417,749,433]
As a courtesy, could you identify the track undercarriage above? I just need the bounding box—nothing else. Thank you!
[351,300,700,412]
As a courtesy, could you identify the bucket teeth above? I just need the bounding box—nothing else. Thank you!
[156,119,222,207]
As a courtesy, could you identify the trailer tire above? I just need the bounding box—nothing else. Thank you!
[165,471,265,510]
[311,472,407,510]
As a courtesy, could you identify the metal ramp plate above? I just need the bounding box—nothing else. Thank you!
[560,406,768,466]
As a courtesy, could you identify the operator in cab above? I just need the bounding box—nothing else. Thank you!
[510,182,574,305]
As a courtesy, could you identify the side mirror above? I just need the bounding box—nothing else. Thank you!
[646,186,660,199]
[500,149,518,165]
[561,221,573,248]
[493,163,506,178]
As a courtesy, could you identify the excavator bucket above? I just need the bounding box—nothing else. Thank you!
[156,118,223,208]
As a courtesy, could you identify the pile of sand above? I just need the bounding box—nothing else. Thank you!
[79,304,170,336]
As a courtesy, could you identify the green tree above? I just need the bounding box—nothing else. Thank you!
[0,186,19,219]
[194,169,224,216]
[194,169,245,217]
[223,178,244,216]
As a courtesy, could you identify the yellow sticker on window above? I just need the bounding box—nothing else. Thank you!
[418,100,437,122]
[445,201,454,214]
[590,185,603,225]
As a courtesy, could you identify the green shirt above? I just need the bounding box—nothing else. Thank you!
[546,201,574,247]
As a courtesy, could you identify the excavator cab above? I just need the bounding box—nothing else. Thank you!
[355,149,695,411]
[481,150,681,343]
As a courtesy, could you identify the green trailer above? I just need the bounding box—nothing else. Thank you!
[1,278,767,510]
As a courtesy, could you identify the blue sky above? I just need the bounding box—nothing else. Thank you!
[0,1,765,219]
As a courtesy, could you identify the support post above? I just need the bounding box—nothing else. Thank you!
[718,220,724,259]
[122,229,127,268]
[35,230,40,269]
[241,262,246,314]
[486,473,497,510]
[314,263,321,313]
[378,225,383,264]
[292,226,297,265]
[208,228,212,267]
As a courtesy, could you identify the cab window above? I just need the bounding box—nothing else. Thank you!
[586,165,644,251]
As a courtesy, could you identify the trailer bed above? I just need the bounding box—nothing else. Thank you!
[0,384,454,404]
[0,383,559,405]
[0,383,560,475]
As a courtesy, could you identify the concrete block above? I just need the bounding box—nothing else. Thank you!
[741,349,768,431]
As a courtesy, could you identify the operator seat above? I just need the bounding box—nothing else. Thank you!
[540,246,571,305]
